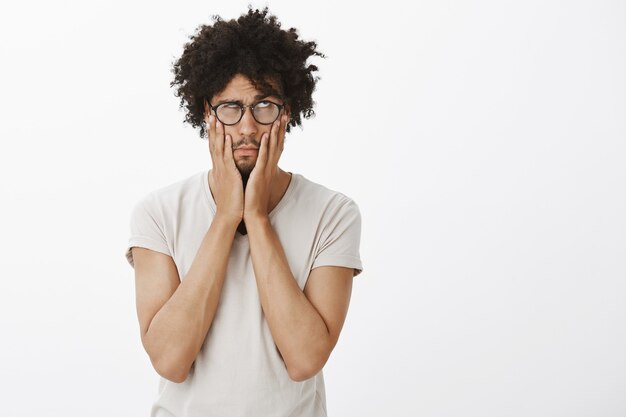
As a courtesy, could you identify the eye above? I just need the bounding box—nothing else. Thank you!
[222,102,241,109]
[255,100,272,108]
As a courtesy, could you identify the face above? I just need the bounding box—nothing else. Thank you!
[204,74,289,179]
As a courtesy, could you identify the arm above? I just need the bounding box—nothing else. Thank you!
[133,214,238,383]
[133,111,245,383]
[242,112,356,381]
[246,215,354,381]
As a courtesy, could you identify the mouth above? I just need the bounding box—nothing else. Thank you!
[234,148,259,156]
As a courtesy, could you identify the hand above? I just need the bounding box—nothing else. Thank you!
[244,113,288,221]
[205,113,244,225]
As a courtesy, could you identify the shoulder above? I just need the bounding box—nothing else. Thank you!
[132,170,206,213]
[291,173,361,216]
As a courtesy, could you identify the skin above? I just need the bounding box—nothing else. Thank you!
[132,73,354,383]
[202,73,293,234]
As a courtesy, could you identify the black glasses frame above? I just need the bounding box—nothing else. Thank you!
[207,99,285,126]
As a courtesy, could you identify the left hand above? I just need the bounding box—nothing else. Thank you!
[244,113,288,220]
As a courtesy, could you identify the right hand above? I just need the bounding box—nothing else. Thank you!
[205,113,244,225]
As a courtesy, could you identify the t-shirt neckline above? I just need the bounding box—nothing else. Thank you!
[202,169,297,240]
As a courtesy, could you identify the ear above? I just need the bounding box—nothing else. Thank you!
[203,99,210,117]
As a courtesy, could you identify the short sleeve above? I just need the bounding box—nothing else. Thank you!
[311,197,364,277]
[124,194,171,269]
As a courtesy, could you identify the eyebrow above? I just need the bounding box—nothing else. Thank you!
[213,94,275,106]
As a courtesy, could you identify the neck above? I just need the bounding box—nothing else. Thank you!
[235,167,291,236]
[208,167,291,215]
[268,167,291,211]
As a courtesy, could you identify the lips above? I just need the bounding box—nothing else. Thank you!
[234,147,259,156]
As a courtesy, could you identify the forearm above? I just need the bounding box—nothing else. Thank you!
[246,215,330,380]
[144,214,238,382]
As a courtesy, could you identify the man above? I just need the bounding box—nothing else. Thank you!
[125,6,363,417]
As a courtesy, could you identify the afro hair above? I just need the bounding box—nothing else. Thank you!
[170,5,326,139]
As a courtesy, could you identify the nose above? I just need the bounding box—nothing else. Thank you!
[237,106,258,138]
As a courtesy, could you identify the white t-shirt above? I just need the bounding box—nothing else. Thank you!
[125,169,363,417]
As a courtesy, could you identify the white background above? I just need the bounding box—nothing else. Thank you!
[1,0,624,416]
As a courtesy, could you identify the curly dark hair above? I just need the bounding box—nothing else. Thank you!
[170,5,326,139]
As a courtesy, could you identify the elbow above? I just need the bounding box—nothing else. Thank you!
[142,334,192,383]
[154,358,190,383]
[151,353,192,383]
[285,340,333,382]
[287,360,325,382]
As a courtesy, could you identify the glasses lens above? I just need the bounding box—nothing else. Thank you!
[216,103,242,125]
[253,101,280,124]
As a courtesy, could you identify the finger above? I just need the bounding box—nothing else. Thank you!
[206,114,217,163]
[278,114,287,153]
[255,132,269,171]
[224,134,236,166]
[267,117,280,168]
[215,119,225,158]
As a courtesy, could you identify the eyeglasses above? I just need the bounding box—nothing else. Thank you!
[208,99,284,126]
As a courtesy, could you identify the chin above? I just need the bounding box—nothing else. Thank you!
[236,160,256,177]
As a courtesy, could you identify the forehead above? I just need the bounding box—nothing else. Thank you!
[211,74,281,103]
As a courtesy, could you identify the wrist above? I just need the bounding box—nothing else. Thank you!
[214,212,242,228]
[243,211,270,226]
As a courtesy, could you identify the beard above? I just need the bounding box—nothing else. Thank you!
[233,136,260,190]
[237,160,254,189]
